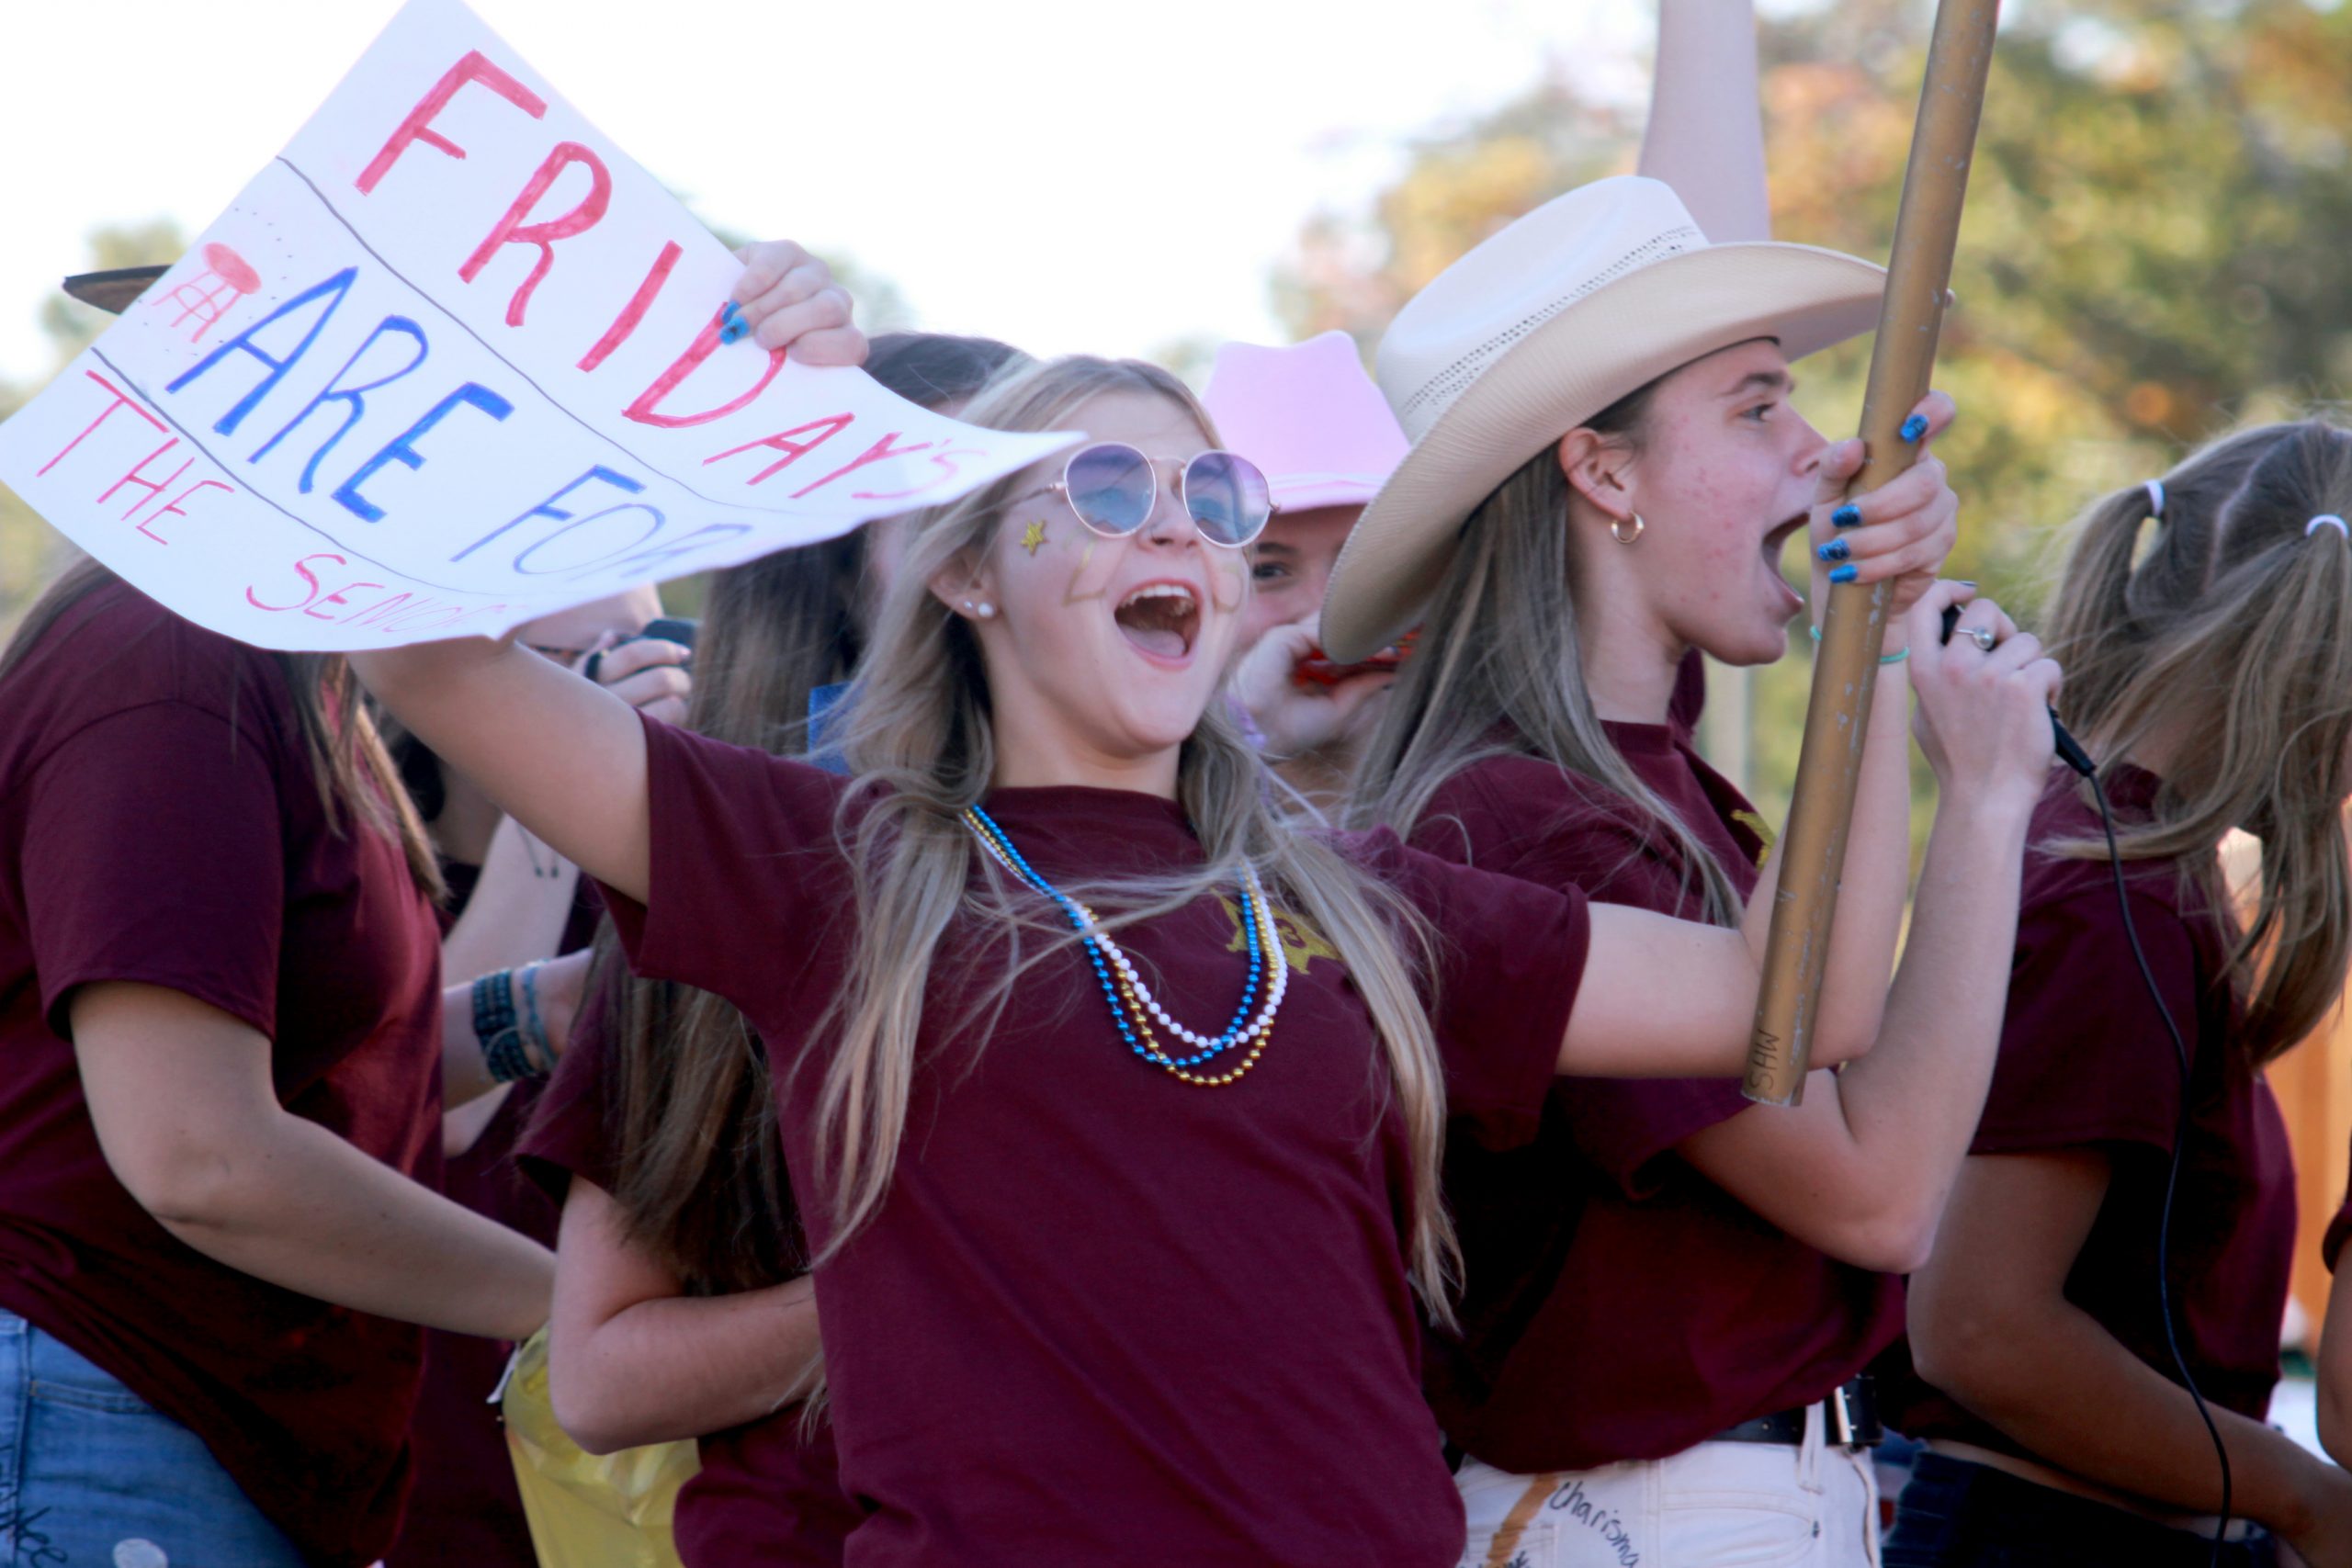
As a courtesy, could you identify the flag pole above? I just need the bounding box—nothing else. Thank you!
[1744,0,2002,1105]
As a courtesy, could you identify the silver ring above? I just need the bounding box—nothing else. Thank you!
[1967,626,1997,653]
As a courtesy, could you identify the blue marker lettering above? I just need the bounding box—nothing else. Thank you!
[514,502,664,575]
[166,267,357,436]
[451,465,643,561]
[248,316,429,493]
[332,381,514,523]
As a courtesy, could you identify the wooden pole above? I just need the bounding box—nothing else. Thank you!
[1744,0,2001,1105]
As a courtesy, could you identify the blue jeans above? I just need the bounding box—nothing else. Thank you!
[0,1310,305,1568]
[1886,1450,2275,1568]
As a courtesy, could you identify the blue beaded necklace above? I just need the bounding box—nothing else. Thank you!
[962,804,1263,1071]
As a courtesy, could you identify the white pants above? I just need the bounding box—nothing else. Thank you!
[1456,1404,1881,1568]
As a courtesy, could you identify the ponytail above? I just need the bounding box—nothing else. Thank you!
[2043,420,2352,1064]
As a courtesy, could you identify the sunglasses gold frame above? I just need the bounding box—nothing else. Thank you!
[996,442,1271,548]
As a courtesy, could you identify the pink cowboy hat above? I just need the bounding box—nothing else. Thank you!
[1200,332,1410,514]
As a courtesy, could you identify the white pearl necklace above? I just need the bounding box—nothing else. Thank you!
[968,830,1290,1055]
[1092,866,1288,1053]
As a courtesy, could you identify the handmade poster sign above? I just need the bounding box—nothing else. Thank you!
[0,0,1072,650]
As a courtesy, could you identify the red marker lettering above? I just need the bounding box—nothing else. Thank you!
[97,439,192,519]
[37,371,167,477]
[134,479,233,545]
[245,552,344,612]
[622,317,786,428]
[304,580,386,620]
[703,414,854,484]
[853,445,989,502]
[790,430,934,501]
[458,141,613,328]
[578,240,681,372]
[356,51,547,195]
[344,590,418,627]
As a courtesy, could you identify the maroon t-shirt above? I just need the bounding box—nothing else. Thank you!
[390,863,601,1568]
[1893,768,2297,1448]
[1408,716,1905,1472]
[0,580,442,1568]
[595,716,1588,1566]
[518,982,857,1566]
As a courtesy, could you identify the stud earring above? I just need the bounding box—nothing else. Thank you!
[1611,513,1645,546]
[976,602,997,619]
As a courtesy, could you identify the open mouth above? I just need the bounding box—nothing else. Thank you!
[1114,581,1200,662]
[1761,511,1810,612]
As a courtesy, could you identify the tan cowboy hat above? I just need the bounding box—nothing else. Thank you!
[1318,175,1886,663]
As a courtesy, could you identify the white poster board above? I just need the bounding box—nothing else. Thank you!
[0,0,1071,650]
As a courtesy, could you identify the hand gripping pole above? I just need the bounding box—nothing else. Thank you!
[1745,0,2001,1105]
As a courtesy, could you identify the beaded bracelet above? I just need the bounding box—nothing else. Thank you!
[471,968,548,1084]
[1807,623,1909,665]
[484,1024,535,1085]
[516,962,552,1077]
[471,969,516,1045]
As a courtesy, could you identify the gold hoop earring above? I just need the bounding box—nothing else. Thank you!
[1611,513,1645,546]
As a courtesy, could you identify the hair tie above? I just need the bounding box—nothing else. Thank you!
[2143,479,2165,518]
[2309,513,2348,539]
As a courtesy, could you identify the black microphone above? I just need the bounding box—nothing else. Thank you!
[1939,604,2095,777]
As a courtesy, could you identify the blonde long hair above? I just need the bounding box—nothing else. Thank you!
[2041,418,2352,1066]
[599,332,1023,1294]
[811,355,1463,1315]
[1349,381,1744,925]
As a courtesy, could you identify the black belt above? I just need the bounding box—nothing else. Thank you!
[1712,1374,1883,1449]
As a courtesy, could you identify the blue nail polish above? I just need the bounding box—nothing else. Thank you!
[720,299,742,323]
[720,321,746,344]
[1831,503,1861,528]
[1900,412,1928,443]
[1817,539,1850,563]
[1830,563,1858,585]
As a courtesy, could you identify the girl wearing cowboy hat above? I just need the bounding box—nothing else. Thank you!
[345,265,1988,1562]
[1889,424,2352,1566]
[1329,6,2062,1562]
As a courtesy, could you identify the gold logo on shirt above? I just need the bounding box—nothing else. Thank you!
[1731,808,1776,869]
[1217,895,1339,976]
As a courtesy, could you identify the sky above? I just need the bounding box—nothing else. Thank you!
[0,0,1662,389]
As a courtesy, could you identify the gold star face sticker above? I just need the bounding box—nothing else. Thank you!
[1019,518,1048,556]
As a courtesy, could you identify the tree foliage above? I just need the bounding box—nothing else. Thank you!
[0,220,187,631]
[1272,0,2352,823]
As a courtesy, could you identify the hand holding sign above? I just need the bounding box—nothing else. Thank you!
[0,0,1069,652]
[727,242,864,365]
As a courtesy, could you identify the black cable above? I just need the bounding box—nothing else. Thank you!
[1940,605,2231,1560]
[2086,768,2233,1564]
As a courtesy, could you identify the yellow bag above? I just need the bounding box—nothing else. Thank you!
[499,1326,700,1568]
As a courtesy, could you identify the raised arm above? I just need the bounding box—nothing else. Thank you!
[1658,589,2051,1270]
[354,638,653,903]
[1562,584,2050,1105]
[351,240,860,902]
[1638,0,1771,243]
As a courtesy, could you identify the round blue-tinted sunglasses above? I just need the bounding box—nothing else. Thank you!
[1001,442,1272,548]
